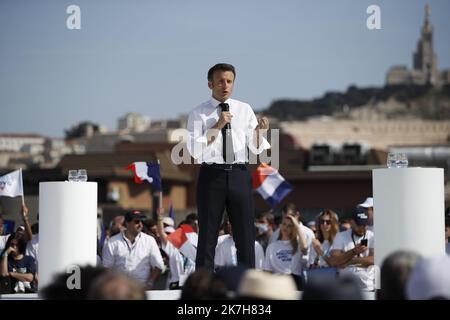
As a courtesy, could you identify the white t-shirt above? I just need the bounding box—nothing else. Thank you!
[214,234,265,270]
[102,232,165,284]
[26,234,39,271]
[0,234,10,252]
[270,222,315,269]
[308,239,332,268]
[330,229,375,291]
[162,240,195,287]
[264,240,303,275]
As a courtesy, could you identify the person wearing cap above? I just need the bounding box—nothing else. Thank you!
[328,209,375,291]
[357,197,374,231]
[155,209,196,290]
[102,210,164,290]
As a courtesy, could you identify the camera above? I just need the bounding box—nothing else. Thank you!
[360,239,368,246]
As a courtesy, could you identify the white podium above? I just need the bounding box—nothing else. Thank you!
[38,182,98,290]
[372,168,445,270]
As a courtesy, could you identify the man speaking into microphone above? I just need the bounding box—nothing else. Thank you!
[187,63,270,270]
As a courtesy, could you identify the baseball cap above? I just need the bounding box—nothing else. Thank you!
[357,197,373,208]
[162,217,175,227]
[164,226,175,234]
[306,221,316,228]
[406,255,450,300]
[352,209,369,226]
[124,210,146,222]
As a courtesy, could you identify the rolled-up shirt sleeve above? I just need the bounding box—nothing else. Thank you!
[186,109,220,161]
[247,105,270,155]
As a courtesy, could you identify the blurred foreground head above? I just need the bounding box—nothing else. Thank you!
[180,268,228,300]
[237,269,299,300]
[40,265,145,300]
[380,250,421,300]
[88,270,145,300]
[407,254,450,300]
[40,265,107,300]
[302,273,363,300]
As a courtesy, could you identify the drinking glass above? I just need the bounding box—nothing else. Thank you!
[78,169,88,182]
[397,153,408,168]
[387,153,398,168]
[68,170,78,182]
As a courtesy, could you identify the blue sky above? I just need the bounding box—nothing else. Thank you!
[1,0,449,137]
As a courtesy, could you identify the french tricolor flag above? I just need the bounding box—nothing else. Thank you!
[167,224,198,261]
[126,162,162,191]
[252,163,293,208]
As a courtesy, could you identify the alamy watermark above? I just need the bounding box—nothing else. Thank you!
[170,124,279,170]
[367,5,381,30]
[66,265,81,290]
[66,5,81,30]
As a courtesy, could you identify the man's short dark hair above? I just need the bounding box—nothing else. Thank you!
[207,63,236,81]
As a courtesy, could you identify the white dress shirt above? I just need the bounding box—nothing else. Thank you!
[187,97,270,163]
[102,231,165,284]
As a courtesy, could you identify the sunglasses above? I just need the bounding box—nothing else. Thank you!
[319,219,332,225]
[132,219,143,225]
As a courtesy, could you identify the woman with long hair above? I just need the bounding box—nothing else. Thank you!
[309,209,340,268]
[264,214,307,278]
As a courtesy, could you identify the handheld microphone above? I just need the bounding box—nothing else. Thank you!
[221,103,231,130]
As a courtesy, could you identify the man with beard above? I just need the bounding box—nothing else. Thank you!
[102,210,164,290]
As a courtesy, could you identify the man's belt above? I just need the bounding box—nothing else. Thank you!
[201,163,247,171]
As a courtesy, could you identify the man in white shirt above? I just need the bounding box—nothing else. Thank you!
[187,63,270,270]
[328,209,375,291]
[102,210,164,290]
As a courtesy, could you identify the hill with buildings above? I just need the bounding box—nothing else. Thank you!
[265,4,450,122]
[264,84,450,121]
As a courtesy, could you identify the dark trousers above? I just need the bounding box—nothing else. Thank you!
[195,165,255,270]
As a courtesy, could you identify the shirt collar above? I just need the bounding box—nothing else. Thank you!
[210,97,232,109]
[122,231,141,244]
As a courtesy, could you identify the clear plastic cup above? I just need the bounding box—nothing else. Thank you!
[68,170,79,182]
[397,153,408,168]
[387,153,398,168]
[78,169,88,182]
